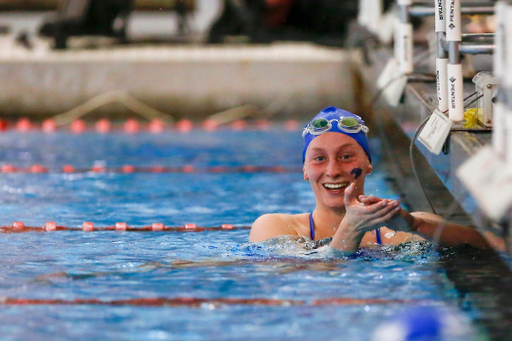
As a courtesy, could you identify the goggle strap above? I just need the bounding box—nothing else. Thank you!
[304,116,369,136]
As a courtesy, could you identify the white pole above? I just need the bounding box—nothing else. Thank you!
[358,0,383,33]
[504,2,512,173]
[446,0,464,122]
[396,0,414,74]
[493,2,506,159]
[435,0,449,112]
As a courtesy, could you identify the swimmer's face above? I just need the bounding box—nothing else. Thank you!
[303,132,372,210]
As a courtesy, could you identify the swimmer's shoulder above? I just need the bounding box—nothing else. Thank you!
[249,213,309,242]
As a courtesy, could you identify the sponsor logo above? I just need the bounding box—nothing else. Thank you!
[449,0,455,26]
[450,83,456,108]
[436,70,441,95]
[403,34,409,62]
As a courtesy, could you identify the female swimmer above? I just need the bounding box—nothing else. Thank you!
[250,106,491,254]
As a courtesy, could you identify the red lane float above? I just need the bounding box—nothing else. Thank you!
[242,165,257,172]
[91,162,106,172]
[0,119,7,131]
[230,120,247,131]
[176,119,193,132]
[256,119,271,130]
[115,222,127,231]
[122,165,134,173]
[30,164,48,173]
[152,223,164,231]
[42,119,56,133]
[124,119,139,133]
[203,119,218,131]
[62,165,75,173]
[0,223,251,233]
[71,120,86,134]
[149,119,165,134]
[13,222,24,231]
[16,118,32,132]
[83,222,94,232]
[1,164,18,173]
[182,165,194,173]
[45,222,57,231]
[284,119,299,131]
[96,119,111,133]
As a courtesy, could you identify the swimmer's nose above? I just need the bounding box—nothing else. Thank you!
[325,159,342,179]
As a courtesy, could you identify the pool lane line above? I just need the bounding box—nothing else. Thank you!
[0,296,420,308]
[6,118,301,134]
[0,165,303,174]
[1,222,251,233]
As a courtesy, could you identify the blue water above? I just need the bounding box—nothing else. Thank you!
[0,130,480,340]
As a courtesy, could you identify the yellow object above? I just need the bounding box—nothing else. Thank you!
[463,108,481,128]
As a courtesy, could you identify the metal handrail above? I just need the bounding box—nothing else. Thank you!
[440,33,495,54]
[409,2,494,16]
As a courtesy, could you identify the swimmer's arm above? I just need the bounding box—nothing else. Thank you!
[383,210,495,250]
[360,195,498,250]
[407,212,494,250]
[249,214,299,242]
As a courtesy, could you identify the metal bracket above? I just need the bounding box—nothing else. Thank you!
[472,71,497,127]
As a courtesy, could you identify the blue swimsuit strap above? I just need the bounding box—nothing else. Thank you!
[309,213,382,245]
[376,228,382,245]
[309,213,315,240]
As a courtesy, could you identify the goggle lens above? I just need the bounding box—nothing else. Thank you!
[311,118,329,129]
[340,117,359,128]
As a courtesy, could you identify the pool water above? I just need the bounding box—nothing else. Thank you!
[0,130,482,340]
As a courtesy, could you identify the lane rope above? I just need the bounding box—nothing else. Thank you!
[0,296,420,307]
[0,118,301,134]
[0,165,302,174]
[2,222,251,233]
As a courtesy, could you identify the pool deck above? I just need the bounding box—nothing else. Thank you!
[0,38,360,121]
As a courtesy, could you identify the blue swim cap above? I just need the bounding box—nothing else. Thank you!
[302,106,371,163]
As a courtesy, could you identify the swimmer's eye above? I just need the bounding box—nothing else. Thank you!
[314,156,326,162]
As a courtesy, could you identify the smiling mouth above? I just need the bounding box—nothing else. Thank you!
[323,182,350,190]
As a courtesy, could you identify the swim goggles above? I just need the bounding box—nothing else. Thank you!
[302,116,369,137]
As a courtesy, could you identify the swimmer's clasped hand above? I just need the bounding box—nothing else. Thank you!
[358,194,415,233]
[342,183,402,234]
[331,184,400,252]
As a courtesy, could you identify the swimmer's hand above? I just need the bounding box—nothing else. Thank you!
[330,183,404,252]
[343,184,404,233]
[358,195,415,232]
